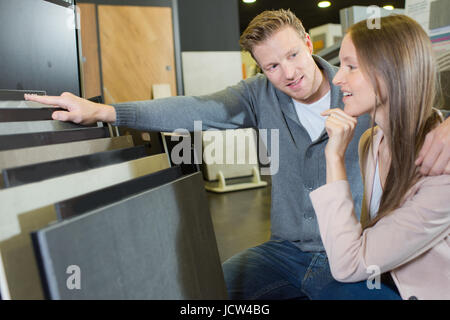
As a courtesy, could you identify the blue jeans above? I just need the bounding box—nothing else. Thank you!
[222,240,402,300]
[317,280,402,300]
[222,240,334,300]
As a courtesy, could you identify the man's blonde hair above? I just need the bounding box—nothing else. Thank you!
[239,9,307,57]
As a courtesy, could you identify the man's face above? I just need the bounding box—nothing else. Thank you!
[252,26,325,104]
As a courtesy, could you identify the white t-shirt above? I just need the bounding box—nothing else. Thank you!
[369,159,383,220]
[292,91,331,141]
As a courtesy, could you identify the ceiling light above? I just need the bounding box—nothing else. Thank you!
[243,0,256,3]
[383,5,394,10]
[318,1,331,8]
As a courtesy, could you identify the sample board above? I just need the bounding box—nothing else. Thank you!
[33,172,227,299]
[55,166,183,220]
[0,108,64,122]
[0,127,110,151]
[0,120,88,135]
[0,153,169,299]
[2,145,148,188]
[0,135,134,171]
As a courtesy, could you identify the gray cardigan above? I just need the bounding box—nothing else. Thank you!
[113,55,371,252]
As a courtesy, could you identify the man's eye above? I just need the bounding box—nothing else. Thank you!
[348,65,356,70]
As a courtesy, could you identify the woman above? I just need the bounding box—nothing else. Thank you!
[310,14,450,300]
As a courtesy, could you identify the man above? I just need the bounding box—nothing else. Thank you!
[25,9,450,299]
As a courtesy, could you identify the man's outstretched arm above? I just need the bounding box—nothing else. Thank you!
[25,79,259,133]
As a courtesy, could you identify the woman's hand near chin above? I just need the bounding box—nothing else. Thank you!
[321,108,358,183]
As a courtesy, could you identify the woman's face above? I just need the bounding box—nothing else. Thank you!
[333,34,383,117]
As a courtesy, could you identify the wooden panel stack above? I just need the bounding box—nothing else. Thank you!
[0,102,173,299]
[0,101,225,300]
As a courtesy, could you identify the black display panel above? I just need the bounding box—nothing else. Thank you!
[0,108,65,122]
[0,89,46,101]
[55,166,183,220]
[0,127,109,151]
[32,172,228,300]
[0,0,81,96]
[2,145,148,188]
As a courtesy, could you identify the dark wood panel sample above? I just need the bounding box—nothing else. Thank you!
[33,172,228,300]
[2,145,148,188]
[0,127,109,151]
[0,154,169,299]
[0,108,65,122]
[0,136,134,171]
[0,89,45,101]
[55,166,183,220]
[0,120,87,135]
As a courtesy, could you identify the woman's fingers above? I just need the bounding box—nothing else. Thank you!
[323,108,358,161]
[321,109,333,117]
[325,111,356,133]
[329,109,357,124]
[322,108,357,126]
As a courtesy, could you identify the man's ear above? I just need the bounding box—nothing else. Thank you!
[304,34,314,54]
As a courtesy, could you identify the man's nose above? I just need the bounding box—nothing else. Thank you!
[281,63,296,80]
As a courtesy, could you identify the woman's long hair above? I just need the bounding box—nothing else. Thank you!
[348,15,443,228]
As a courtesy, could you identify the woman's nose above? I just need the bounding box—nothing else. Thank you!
[332,67,344,86]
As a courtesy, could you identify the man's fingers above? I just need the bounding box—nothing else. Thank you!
[419,146,441,176]
[415,154,424,166]
[424,152,448,176]
[24,94,68,109]
[52,110,74,122]
[416,131,434,166]
[421,138,450,175]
